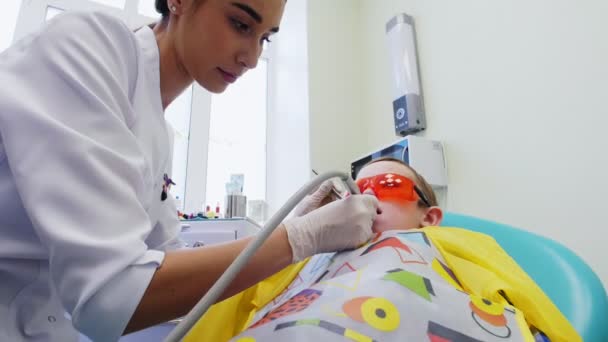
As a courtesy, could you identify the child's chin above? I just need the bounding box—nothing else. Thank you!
[372,224,393,234]
[371,224,382,234]
[372,219,390,233]
[373,225,416,234]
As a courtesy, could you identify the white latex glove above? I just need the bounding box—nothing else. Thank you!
[284,194,379,262]
[292,180,336,217]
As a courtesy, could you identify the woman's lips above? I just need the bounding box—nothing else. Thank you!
[218,68,237,83]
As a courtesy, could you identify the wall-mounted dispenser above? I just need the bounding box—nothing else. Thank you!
[386,13,426,136]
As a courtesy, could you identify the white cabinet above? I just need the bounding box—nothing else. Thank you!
[179,218,261,247]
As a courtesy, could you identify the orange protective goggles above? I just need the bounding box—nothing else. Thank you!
[356,173,431,207]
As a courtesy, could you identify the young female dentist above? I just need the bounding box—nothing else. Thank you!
[0,0,379,340]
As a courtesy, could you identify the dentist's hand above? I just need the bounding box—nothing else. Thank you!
[284,194,379,262]
[293,180,336,217]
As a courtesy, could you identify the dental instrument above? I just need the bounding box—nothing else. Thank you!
[311,169,345,199]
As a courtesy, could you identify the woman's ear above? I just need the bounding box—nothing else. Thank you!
[420,206,443,227]
[168,0,185,15]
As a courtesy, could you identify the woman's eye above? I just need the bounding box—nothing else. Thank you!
[261,36,272,47]
[231,18,250,34]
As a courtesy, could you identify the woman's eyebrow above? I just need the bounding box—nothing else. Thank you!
[231,2,262,23]
[231,2,280,33]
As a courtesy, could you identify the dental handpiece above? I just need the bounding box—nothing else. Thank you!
[330,187,344,199]
[312,169,359,200]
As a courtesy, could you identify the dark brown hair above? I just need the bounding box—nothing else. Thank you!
[359,156,439,207]
[155,0,171,17]
[155,0,286,17]
[155,0,205,17]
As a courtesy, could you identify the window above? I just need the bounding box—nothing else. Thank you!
[0,1,23,52]
[89,0,125,9]
[138,0,159,18]
[205,60,269,209]
[165,87,194,209]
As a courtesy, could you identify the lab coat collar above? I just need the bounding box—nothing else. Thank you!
[134,25,163,114]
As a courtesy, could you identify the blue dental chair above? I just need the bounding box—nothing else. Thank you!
[442,212,608,342]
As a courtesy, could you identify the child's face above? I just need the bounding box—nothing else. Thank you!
[356,161,437,233]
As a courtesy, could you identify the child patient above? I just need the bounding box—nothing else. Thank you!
[355,157,443,234]
[185,158,580,342]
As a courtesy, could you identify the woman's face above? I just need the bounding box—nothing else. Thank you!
[356,161,441,233]
[171,0,285,93]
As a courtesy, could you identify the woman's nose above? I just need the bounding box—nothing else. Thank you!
[237,42,261,70]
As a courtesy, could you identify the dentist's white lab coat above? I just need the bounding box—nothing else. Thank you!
[0,12,182,341]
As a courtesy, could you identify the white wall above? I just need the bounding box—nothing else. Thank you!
[307,0,369,174]
[308,0,608,286]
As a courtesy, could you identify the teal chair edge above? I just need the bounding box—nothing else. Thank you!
[441,212,608,342]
